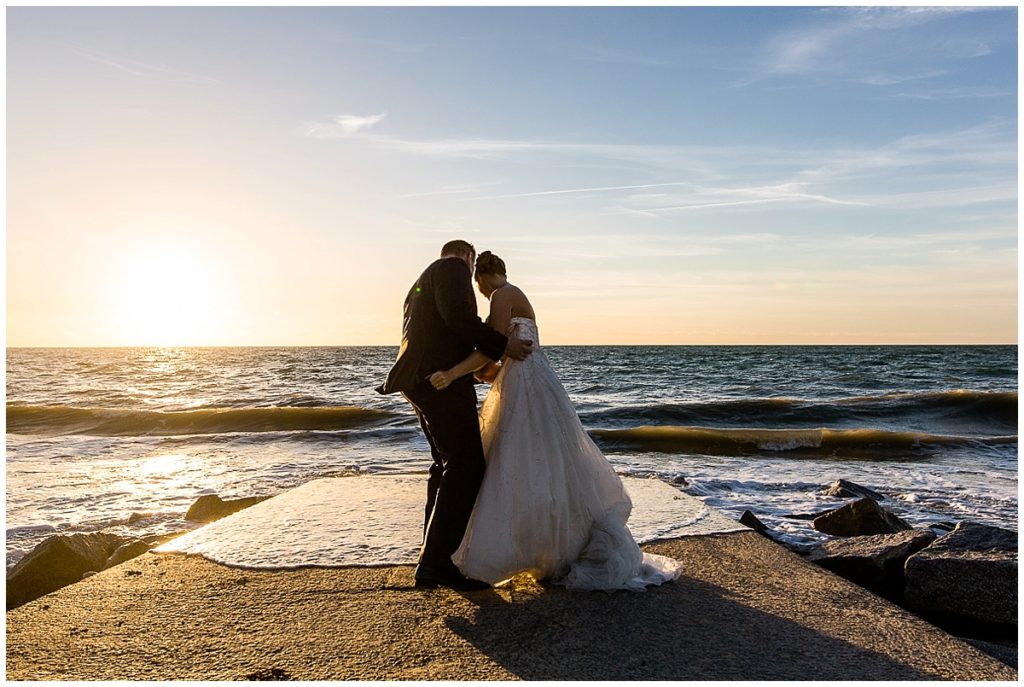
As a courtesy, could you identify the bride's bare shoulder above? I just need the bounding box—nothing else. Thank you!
[501,283,536,320]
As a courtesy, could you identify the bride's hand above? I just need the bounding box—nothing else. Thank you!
[475,361,500,384]
[428,370,455,390]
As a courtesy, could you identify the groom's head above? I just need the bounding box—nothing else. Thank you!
[440,240,476,272]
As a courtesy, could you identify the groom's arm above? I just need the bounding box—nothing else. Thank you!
[428,350,492,390]
[432,259,508,361]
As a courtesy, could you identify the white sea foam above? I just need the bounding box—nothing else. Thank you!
[156,476,746,569]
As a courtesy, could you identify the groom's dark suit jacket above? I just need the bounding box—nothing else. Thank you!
[377,257,508,395]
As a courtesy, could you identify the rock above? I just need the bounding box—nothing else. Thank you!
[823,479,884,502]
[786,511,829,521]
[904,521,1017,627]
[930,521,958,532]
[738,511,813,555]
[143,531,188,547]
[104,539,153,569]
[739,510,770,536]
[812,497,912,537]
[185,494,270,523]
[245,667,292,680]
[127,512,154,525]
[6,533,125,609]
[807,529,936,598]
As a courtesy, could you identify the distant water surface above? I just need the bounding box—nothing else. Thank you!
[6,345,1017,567]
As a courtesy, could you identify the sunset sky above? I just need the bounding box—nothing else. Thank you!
[7,6,1018,346]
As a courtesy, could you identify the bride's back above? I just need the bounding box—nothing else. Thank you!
[497,283,536,321]
[487,282,537,343]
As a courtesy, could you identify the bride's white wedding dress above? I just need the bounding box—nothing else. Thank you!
[453,317,684,591]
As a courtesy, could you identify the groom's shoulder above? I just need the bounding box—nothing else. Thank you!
[424,257,468,279]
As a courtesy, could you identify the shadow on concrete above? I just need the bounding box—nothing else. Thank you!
[446,573,937,680]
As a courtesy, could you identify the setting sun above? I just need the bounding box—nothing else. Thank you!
[105,238,226,346]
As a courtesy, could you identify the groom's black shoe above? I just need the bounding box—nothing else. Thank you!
[414,564,490,591]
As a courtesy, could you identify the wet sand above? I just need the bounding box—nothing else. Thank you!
[5,531,1015,680]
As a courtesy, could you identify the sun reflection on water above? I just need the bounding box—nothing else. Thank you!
[138,453,189,477]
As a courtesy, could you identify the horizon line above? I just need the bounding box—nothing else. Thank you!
[6,342,1019,350]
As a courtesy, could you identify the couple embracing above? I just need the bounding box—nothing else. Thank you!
[378,240,682,592]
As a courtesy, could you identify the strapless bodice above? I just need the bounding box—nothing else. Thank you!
[508,317,539,345]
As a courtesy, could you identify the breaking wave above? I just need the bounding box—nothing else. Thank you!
[6,404,406,437]
[590,425,1017,460]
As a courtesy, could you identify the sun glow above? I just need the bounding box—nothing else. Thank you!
[105,238,227,346]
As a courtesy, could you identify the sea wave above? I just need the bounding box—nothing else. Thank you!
[6,404,405,436]
[590,425,1018,459]
[582,390,1017,431]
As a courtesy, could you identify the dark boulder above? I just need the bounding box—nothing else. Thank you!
[904,521,1017,627]
[808,529,936,598]
[822,479,884,502]
[739,510,770,536]
[786,511,830,521]
[104,538,153,569]
[185,494,270,523]
[812,497,912,537]
[6,532,125,609]
[739,511,813,556]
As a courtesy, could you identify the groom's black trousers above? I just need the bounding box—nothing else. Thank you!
[402,379,486,571]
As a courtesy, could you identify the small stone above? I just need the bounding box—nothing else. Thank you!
[245,667,291,680]
[185,494,270,523]
[127,512,154,525]
[823,479,884,502]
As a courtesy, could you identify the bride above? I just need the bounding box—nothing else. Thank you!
[428,251,684,591]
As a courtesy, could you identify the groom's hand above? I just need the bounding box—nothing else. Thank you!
[428,371,455,390]
[504,336,533,361]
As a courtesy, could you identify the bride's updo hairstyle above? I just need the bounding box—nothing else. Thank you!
[475,251,506,277]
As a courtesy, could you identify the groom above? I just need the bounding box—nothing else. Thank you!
[377,240,533,590]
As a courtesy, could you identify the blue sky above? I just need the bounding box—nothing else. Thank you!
[7,6,1018,345]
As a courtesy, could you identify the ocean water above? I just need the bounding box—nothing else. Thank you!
[6,345,1018,568]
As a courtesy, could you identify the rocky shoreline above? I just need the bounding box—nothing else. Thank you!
[741,478,1018,668]
[5,493,268,610]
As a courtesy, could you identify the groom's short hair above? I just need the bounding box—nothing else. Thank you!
[440,240,475,258]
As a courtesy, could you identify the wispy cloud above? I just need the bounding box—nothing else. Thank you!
[859,69,947,86]
[64,43,217,85]
[469,181,694,201]
[304,110,1014,215]
[399,181,503,199]
[637,182,869,214]
[737,6,1004,87]
[894,87,1015,101]
[304,112,388,138]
